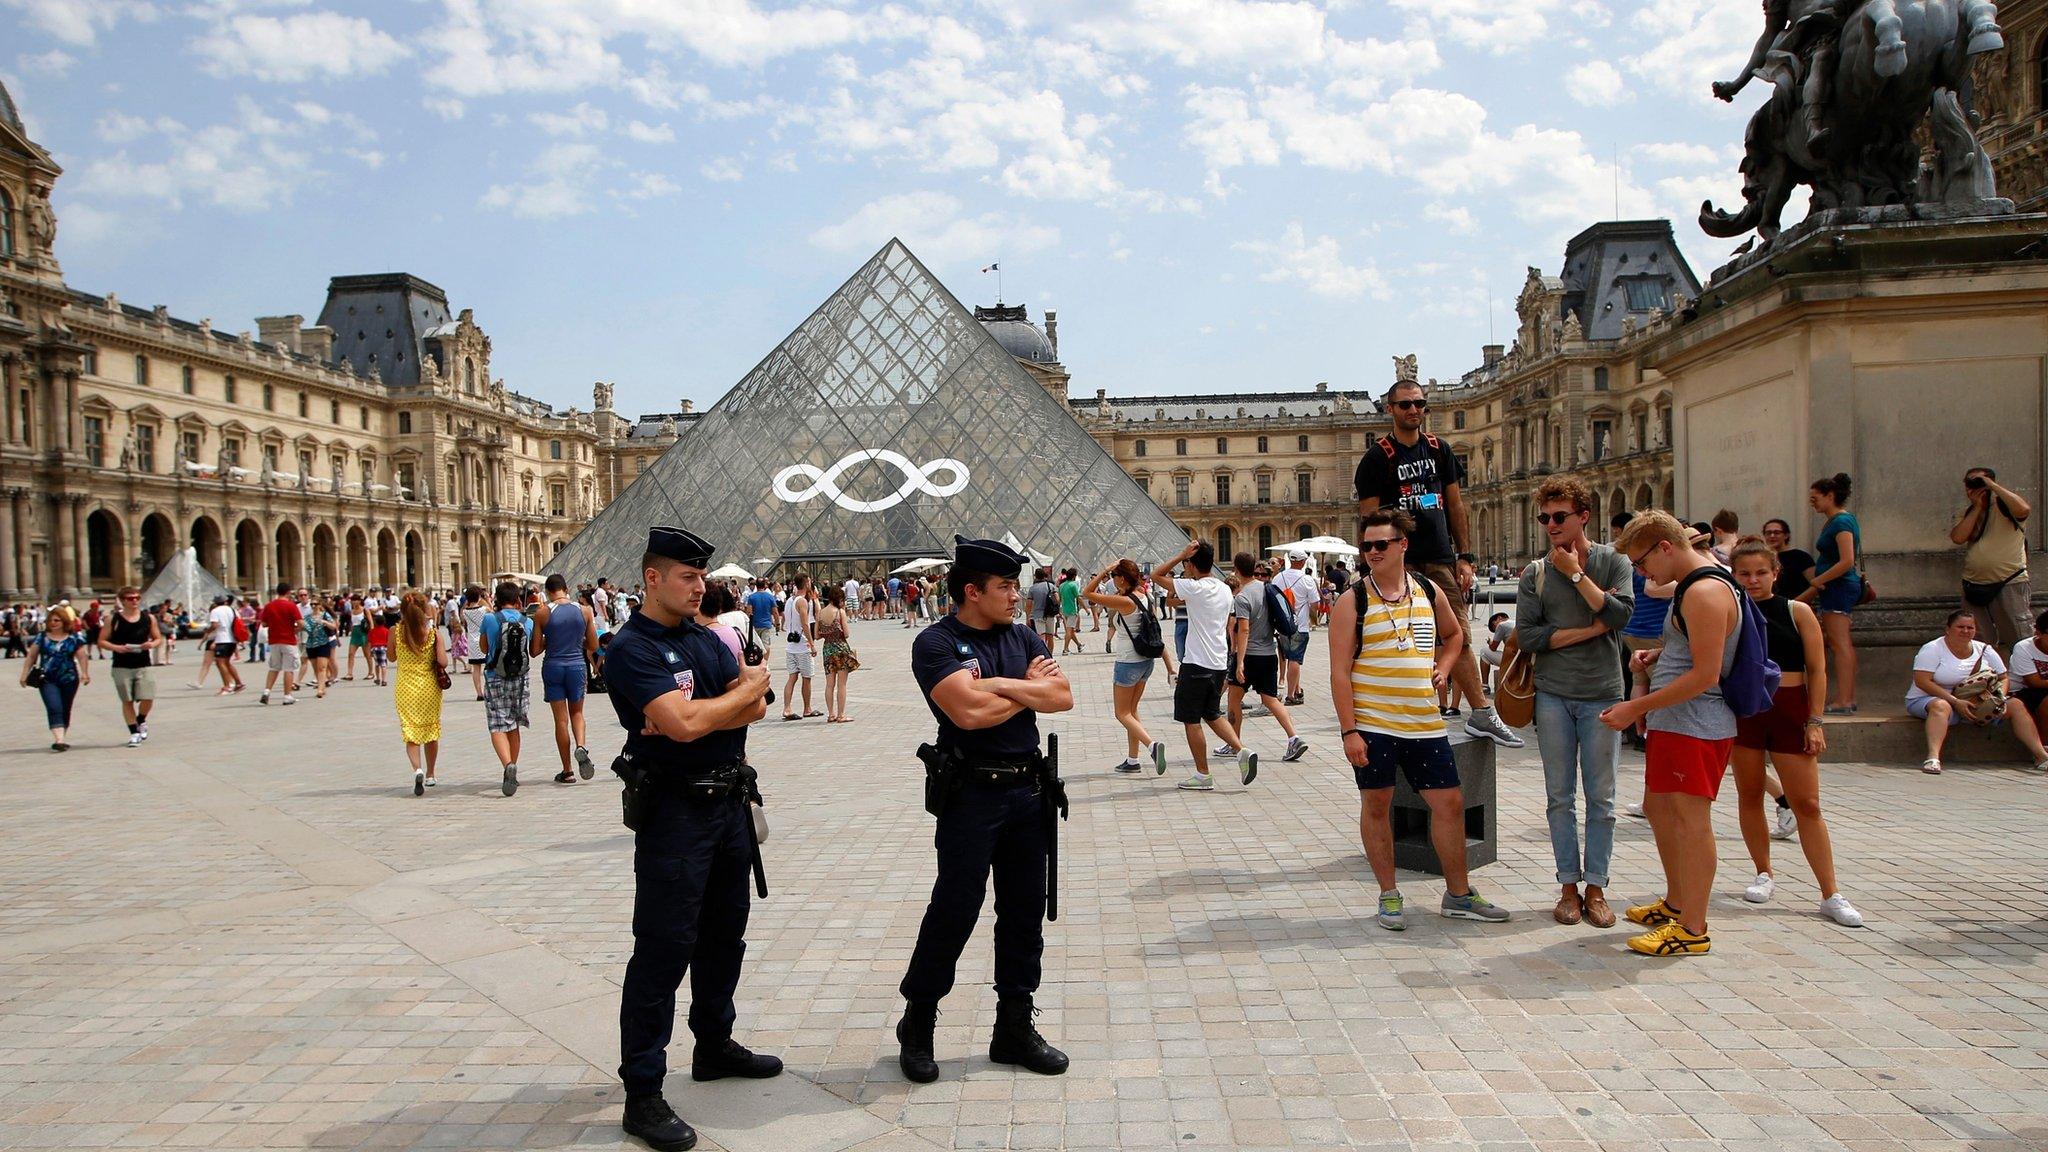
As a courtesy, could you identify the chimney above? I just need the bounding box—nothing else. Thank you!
[681,399,696,414]
[299,325,335,362]
[256,314,304,353]
[1482,344,1504,367]
[1044,310,1058,359]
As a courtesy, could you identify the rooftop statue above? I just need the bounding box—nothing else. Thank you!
[1702,0,2005,245]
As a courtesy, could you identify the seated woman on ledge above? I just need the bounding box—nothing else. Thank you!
[1906,610,2048,776]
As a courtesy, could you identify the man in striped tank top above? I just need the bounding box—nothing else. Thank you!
[1329,509,1511,931]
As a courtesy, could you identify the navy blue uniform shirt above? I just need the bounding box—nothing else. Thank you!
[604,610,745,767]
[911,612,1051,760]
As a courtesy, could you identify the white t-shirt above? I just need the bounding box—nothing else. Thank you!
[1177,575,1234,671]
[1906,638,2006,703]
[842,579,861,608]
[592,588,610,618]
[2010,638,2048,689]
[1271,566,1320,615]
[208,604,236,645]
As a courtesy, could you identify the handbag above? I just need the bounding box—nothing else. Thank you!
[1494,635,1536,729]
[1962,570,2020,608]
[1952,650,2008,723]
[25,665,45,689]
[434,663,452,691]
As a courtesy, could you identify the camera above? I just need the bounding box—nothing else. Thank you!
[741,632,775,706]
[1966,475,1987,490]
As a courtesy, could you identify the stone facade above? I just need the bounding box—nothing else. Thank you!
[0,87,601,598]
[1975,0,2048,211]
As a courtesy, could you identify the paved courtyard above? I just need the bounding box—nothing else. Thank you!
[4,615,2047,1152]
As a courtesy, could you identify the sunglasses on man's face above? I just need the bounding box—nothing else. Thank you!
[1627,544,1660,570]
[1390,399,1428,412]
[1535,511,1577,526]
[1359,538,1399,554]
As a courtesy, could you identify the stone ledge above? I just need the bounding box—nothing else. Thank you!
[1820,710,2039,766]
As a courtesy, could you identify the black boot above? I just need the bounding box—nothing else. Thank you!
[690,1037,783,1081]
[989,997,1068,1076]
[896,1001,939,1083]
[622,1093,697,1152]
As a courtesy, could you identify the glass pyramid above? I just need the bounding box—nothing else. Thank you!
[553,240,1191,584]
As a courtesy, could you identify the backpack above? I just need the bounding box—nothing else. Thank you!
[1670,567,1780,718]
[232,615,250,643]
[1262,581,1302,643]
[1121,603,1166,659]
[491,613,530,679]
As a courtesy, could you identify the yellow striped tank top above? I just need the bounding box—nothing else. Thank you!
[1350,575,1446,738]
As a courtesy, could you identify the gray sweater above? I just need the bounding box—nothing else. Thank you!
[1513,544,1635,700]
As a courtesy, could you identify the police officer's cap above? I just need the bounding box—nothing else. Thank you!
[647,526,715,567]
[953,534,1029,574]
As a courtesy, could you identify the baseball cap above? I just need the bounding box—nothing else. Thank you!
[1286,548,1309,562]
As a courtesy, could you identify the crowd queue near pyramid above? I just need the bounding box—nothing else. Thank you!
[13,377,2048,1149]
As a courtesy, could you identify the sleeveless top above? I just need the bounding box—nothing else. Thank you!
[541,600,587,665]
[1647,571,1741,739]
[1348,575,1446,739]
[107,611,153,669]
[1755,595,1804,674]
[1114,600,1151,666]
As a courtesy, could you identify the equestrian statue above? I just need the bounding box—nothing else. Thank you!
[1702,0,2006,244]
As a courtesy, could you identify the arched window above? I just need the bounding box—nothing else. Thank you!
[0,188,12,258]
[464,358,476,394]
[2037,33,2048,113]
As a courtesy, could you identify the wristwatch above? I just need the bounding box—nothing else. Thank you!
[1568,571,1584,585]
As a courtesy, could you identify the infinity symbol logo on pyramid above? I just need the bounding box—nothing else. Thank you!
[772,449,971,514]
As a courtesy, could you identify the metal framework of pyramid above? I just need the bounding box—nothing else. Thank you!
[140,548,233,611]
[553,240,1189,583]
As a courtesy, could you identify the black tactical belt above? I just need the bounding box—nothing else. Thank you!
[677,762,749,800]
[958,759,1038,785]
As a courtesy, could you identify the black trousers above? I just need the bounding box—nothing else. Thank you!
[619,791,752,1096]
[900,778,1047,1004]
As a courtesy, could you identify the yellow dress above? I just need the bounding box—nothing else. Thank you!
[393,630,444,745]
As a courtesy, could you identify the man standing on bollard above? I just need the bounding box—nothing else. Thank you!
[897,536,1072,1085]
[604,526,780,1152]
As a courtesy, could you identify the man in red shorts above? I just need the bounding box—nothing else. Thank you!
[1601,511,1740,957]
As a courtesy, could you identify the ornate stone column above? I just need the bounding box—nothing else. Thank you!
[72,496,90,593]
[0,488,16,596]
[0,354,14,445]
[50,492,77,597]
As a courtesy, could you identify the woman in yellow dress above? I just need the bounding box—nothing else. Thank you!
[393,591,448,797]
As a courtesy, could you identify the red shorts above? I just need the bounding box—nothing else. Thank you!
[1735,684,1811,755]
[1645,730,1734,799]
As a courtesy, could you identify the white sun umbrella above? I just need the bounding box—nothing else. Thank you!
[999,532,1053,569]
[492,570,547,587]
[892,557,947,575]
[1300,535,1360,557]
[708,562,754,580]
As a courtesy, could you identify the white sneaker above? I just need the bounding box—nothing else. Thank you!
[281,695,296,706]
[1821,893,1865,927]
[1213,741,1239,757]
[126,732,142,748]
[1624,801,1646,819]
[1177,773,1214,791]
[259,690,270,705]
[137,724,148,741]
[1744,871,1776,903]
[1772,804,1797,840]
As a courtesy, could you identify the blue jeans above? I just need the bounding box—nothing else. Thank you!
[1173,617,1188,661]
[1534,691,1620,887]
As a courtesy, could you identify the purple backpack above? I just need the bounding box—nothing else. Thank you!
[1671,568,1781,719]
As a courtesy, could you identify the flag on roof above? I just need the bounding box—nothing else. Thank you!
[980,262,999,273]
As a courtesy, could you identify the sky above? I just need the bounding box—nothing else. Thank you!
[2,0,1784,419]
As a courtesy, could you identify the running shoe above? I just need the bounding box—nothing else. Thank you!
[1376,891,1405,931]
[1625,897,1677,927]
[1177,773,1214,792]
[1441,890,1511,922]
[1624,801,1647,819]
[1626,922,1710,956]
[281,694,296,706]
[1772,805,1797,839]
[1743,871,1776,903]
[137,723,148,741]
[1281,736,1308,763]
[1464,708,1526,748]
[127,732,142,748]
[1440,706,1461,718]
[1820,893,1865,927]
[424,776,436,788]
[413,770,425,797]
[1213,741,1239,758]
[259,689,270,705]
[1114,759,1143,775]
[575,745,595,780]
[1151,741,1168,776]
[1238,748,1259,787]
[502,764,519,797]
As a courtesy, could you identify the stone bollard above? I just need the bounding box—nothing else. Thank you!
[1388,730,1496,874]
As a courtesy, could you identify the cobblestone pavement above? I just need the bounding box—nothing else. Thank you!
[4,616,2047,1151]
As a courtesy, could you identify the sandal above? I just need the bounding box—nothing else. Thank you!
[554,770,576,784]
[781,713,799,721]
[804,710,824,718]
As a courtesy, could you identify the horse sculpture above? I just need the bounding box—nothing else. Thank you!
[1702,0,2004,244]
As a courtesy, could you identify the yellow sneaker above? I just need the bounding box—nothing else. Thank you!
[1625,897,1677,927]
[1627,922,1711,956]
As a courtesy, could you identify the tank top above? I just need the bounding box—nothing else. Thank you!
[1114,598,1150,666]
[1647,570,1741,739]
[107,611,153,669]
[541,600,587,664]
[1755,595,1804,674]
[1348,576,1446,739]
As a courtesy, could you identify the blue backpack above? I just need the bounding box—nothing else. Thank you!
[1671,567,1780,718]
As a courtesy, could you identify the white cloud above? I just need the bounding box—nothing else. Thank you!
[1424,202,1478,235]
[71,97,360,212]
[1634,141,1724,167]
[1235,222,1389,300]
[1182,86,1280,168]
[617,172,680,200]
[1623,1,1759,101]
[1387,0,1568,52]
[621,119,674,144]
[480,142,606,218]
[809,191,1057,266]
[423,96,466,120]
[191,10,409,83]
[1564,60,1627,106]
[529,102,609,136]
[2,0,152,47]
[700,156,743,182]
[15,49,73,77]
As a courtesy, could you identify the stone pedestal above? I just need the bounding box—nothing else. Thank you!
[1389,731,1495,875]
[1644,212,2048,700]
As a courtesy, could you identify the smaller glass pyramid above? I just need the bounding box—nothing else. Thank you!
[554,240,1190,583]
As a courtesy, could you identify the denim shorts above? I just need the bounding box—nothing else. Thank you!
[542,660,587,703]
[1815,578,1862,615]
[1907,694,2002,726]
[1112,659,1153,688]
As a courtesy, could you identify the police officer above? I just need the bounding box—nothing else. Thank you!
[605,526,780,1152]
[896,536,1074,1083]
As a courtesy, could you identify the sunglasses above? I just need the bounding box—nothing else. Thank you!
[1535,511,1578,526]
[1359,539,1400,554]
[1626,543,1661,570]
[1390,399,1428,412]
